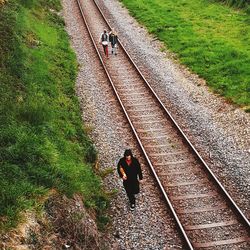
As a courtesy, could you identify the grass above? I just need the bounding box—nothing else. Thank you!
[0,0,109,232]
[120,0,250,109]
[215,0,249,8]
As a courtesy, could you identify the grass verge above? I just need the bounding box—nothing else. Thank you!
[120,0,250,109]
[0,0,109,232]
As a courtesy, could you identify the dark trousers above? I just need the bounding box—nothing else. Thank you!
[123,182,136,205]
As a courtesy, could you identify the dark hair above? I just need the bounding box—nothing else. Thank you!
[124,149,133,157]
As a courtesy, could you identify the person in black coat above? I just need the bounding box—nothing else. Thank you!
[109,29,118,55]
[117,149,143,210]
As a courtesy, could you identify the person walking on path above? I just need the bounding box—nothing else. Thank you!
[109,29,118,55]
[117,149,143,211]
[99,29,109,57]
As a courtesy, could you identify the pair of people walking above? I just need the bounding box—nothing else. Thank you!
[117,149,143,211]
[99,29,118,57]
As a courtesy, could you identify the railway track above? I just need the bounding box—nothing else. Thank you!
[76,0,250,248]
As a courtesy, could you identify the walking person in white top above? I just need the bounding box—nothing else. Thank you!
[99,29,109,57]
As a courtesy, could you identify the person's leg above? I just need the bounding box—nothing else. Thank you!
[124,184,135,206]
[129,193,135,210]
[128,193,135,205]
[105,45,108,57]
[114,44,117,55]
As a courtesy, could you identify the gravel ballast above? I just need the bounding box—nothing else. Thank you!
[62,0,249,249]
[62,0,184,249]
[96,0,249,219]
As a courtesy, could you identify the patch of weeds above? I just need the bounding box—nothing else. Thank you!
[83,124,94,135]
[106,189,119,198]
[27,230,39,245]
[243,106,250,113]
[84,144,97,164]
[71,212,84,223]
[24,31,40,48]
[99,168,115,178]
[97,215,110,231]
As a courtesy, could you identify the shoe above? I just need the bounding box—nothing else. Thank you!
[115,53,117,55]
[130,203,135,211]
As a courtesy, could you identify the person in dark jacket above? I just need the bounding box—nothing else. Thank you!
[117,149,143,210]
[109,29,118,55]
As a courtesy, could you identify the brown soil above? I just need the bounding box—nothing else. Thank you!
[0,194,105,250]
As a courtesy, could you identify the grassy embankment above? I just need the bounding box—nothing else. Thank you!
[120,0,250,110]
[0,0,109,232]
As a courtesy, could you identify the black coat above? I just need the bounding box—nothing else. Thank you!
[109,33,118,46]
[117,157,143,194]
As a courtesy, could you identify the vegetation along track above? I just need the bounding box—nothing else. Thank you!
[76,0,250,248]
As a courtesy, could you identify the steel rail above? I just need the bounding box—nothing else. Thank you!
[92,0,250,230]
[75,0,194,248]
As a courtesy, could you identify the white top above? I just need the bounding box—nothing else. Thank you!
[99,32,109,45]
[102,41,108,46]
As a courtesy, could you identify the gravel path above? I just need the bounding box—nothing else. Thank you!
[62,0,249,249]
[96,0,250,219]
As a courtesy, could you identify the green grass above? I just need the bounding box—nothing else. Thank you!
[0,0,109,232]
[120,0,250,108]
[215,0,249,8]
